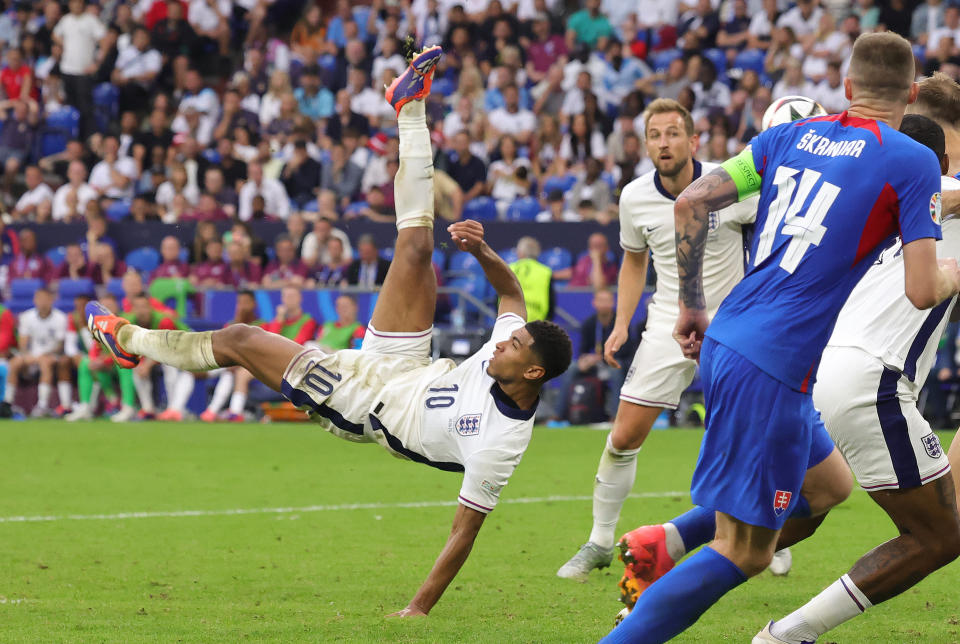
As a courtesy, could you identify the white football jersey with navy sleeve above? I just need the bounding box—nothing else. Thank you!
[19,308,68,356]
[826,175,960,392]
[618,160,757,322]
[372,313,534,513]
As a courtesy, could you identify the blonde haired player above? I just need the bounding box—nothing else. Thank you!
[86,46,572,617]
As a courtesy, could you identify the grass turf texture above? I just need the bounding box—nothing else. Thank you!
[0,423,958,643]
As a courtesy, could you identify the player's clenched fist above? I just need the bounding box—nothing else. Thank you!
[673,307,708,361]
[937,257,960,296]
[447,220,486,254]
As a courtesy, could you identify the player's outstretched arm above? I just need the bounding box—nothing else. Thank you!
[673,167,739,359]
[447,221,527,320]
[388,503,487,617]
[902,238,960,309]
[604,250,648,368]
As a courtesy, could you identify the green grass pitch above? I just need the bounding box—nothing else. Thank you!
[0,421,958,643]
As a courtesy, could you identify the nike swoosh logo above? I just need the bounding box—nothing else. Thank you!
[645,226,661,234]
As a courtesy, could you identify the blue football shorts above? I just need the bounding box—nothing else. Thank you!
[691,337,835,530]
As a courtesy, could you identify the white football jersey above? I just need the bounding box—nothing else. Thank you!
[18,307,67,356]
[826,175,960,392]
[374,313,534,513]
[618,161,758,321]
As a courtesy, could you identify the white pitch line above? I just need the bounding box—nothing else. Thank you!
[0,491,688,524]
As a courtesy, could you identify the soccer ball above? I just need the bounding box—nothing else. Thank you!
[761,95,827,131]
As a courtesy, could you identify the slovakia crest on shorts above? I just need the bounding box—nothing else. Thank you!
[773,489,792,516]
[456,414,481,436]
[922,433,943,459]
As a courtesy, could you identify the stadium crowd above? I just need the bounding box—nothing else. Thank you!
[1,0,960,423]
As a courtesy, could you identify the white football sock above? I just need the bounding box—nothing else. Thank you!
[662,522,687,563]
[58,381,72,409]
[771,574,872,643]
[208,370,234,414]
[395,99,435,231]
[5,382,15,404]
[117,325,219,372]
[37,382,51,409]
[229,391,247,415]
[588,434,641,549]
[133,371,155,413]
[169,371,195,412]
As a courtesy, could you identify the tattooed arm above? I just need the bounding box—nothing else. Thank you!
[673,167,742,359]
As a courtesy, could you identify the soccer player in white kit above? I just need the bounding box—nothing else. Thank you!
[557,98,761,579]
[85,45,573,617]
[6,286,69,417]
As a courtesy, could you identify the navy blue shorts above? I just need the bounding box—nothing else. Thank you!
[691,338,835,530]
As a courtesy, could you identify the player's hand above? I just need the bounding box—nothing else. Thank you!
[447,220,486,255]
[386,605,427,618]
[938,258,960,296]
[673,306,709,362]
[603,325,629,368]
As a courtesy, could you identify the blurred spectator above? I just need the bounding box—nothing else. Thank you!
[327,88,370,142]
[536,188,581,222]
[567,232,617,288]
[532,63,566,117]
[295,65,334,120]
[313,294,366,352]
[12,165,52,221]
[926,4,960,66]
[301,216,353,266]
[361,133,398,195]
[488,135,531,214]
[156,162,200,219]
[187,0,230,59]
[150,235,190,280]
[259,69,292,127]
[691,60,730,120]
[6,286,67,417]
[765,26,803,83]
[11,228,52,281]
[262,285,317,343]
[801,12,851,83]
[679,0,720,50]
[509,235,554,321]
[89,136,139,202]
[190,237,231,287]
[281,139,323,208]
[487,83,535,144]
[306,235,350,287]
[561,113,606,166]
[446,131,487,201]
[135,109,174,158]
[238,162,291,221]
[290,5,329,65]
[202,167,238,216]
[568,158,611,216]
[320,143,363,209]
[53,0,106,138]
[225,239,263,288]
[434,168,464,222]
[54,243,89,281]
[212,88,260,142]
[261,234,308,288]
[814,61,847,114]
[343,234,389,288]
[566,0,613,48]
[172,69,220,145]
[1,47,36,102]
[86,242,126,285]
[527,12,567,84]
[772,57,816,101]
[0,100,38,164]
[717,0,751,56]
[777,0,823,41]
[112,25,162,113]
[748,0,780,50]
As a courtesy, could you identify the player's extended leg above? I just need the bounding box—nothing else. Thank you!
[949,430,960,513]
[557,401,659,580]
[758,476,960,644]
[369,54,441,334]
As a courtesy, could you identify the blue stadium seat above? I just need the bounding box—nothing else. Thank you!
[448,275,492,313]
[542,174,577,199]
[10,278,42,312]
[41,107,80,157]
[600,172,617,191]
[432,77,455,97]
[733,48,765,74]
[463,197,499,221]
[499,248,518,264]
[650,48,682,73]
[702,48,727,75]
[504,196,541,222]
[302,199,318,212]
[45,245,66,267]
[201,149,221,164]
[379,247,394,261]
[93,83,118,130]
[539,247,572,272]
[56,278,95,311]
[106,200,131,222]
[913,43,926,66]
[448,251,482,277]
[106,277,125,299]
[124,246,160,274]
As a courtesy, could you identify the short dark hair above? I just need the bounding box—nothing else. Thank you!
[237,289,256,299]
[525,320,572,382]
[848,32,915,102]
[899,114,946,162]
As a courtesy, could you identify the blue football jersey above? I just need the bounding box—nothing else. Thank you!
[707,113,943,391]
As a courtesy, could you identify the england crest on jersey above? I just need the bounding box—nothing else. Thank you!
[922,433,943,459]
[708,211,720,233]
[456,414,481,436]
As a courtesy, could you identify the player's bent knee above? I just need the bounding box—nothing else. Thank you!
[609,410,656,451]
[607,429,643,456]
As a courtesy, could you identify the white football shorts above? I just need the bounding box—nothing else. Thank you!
[619,313,697,410]
[814,346,950,491]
